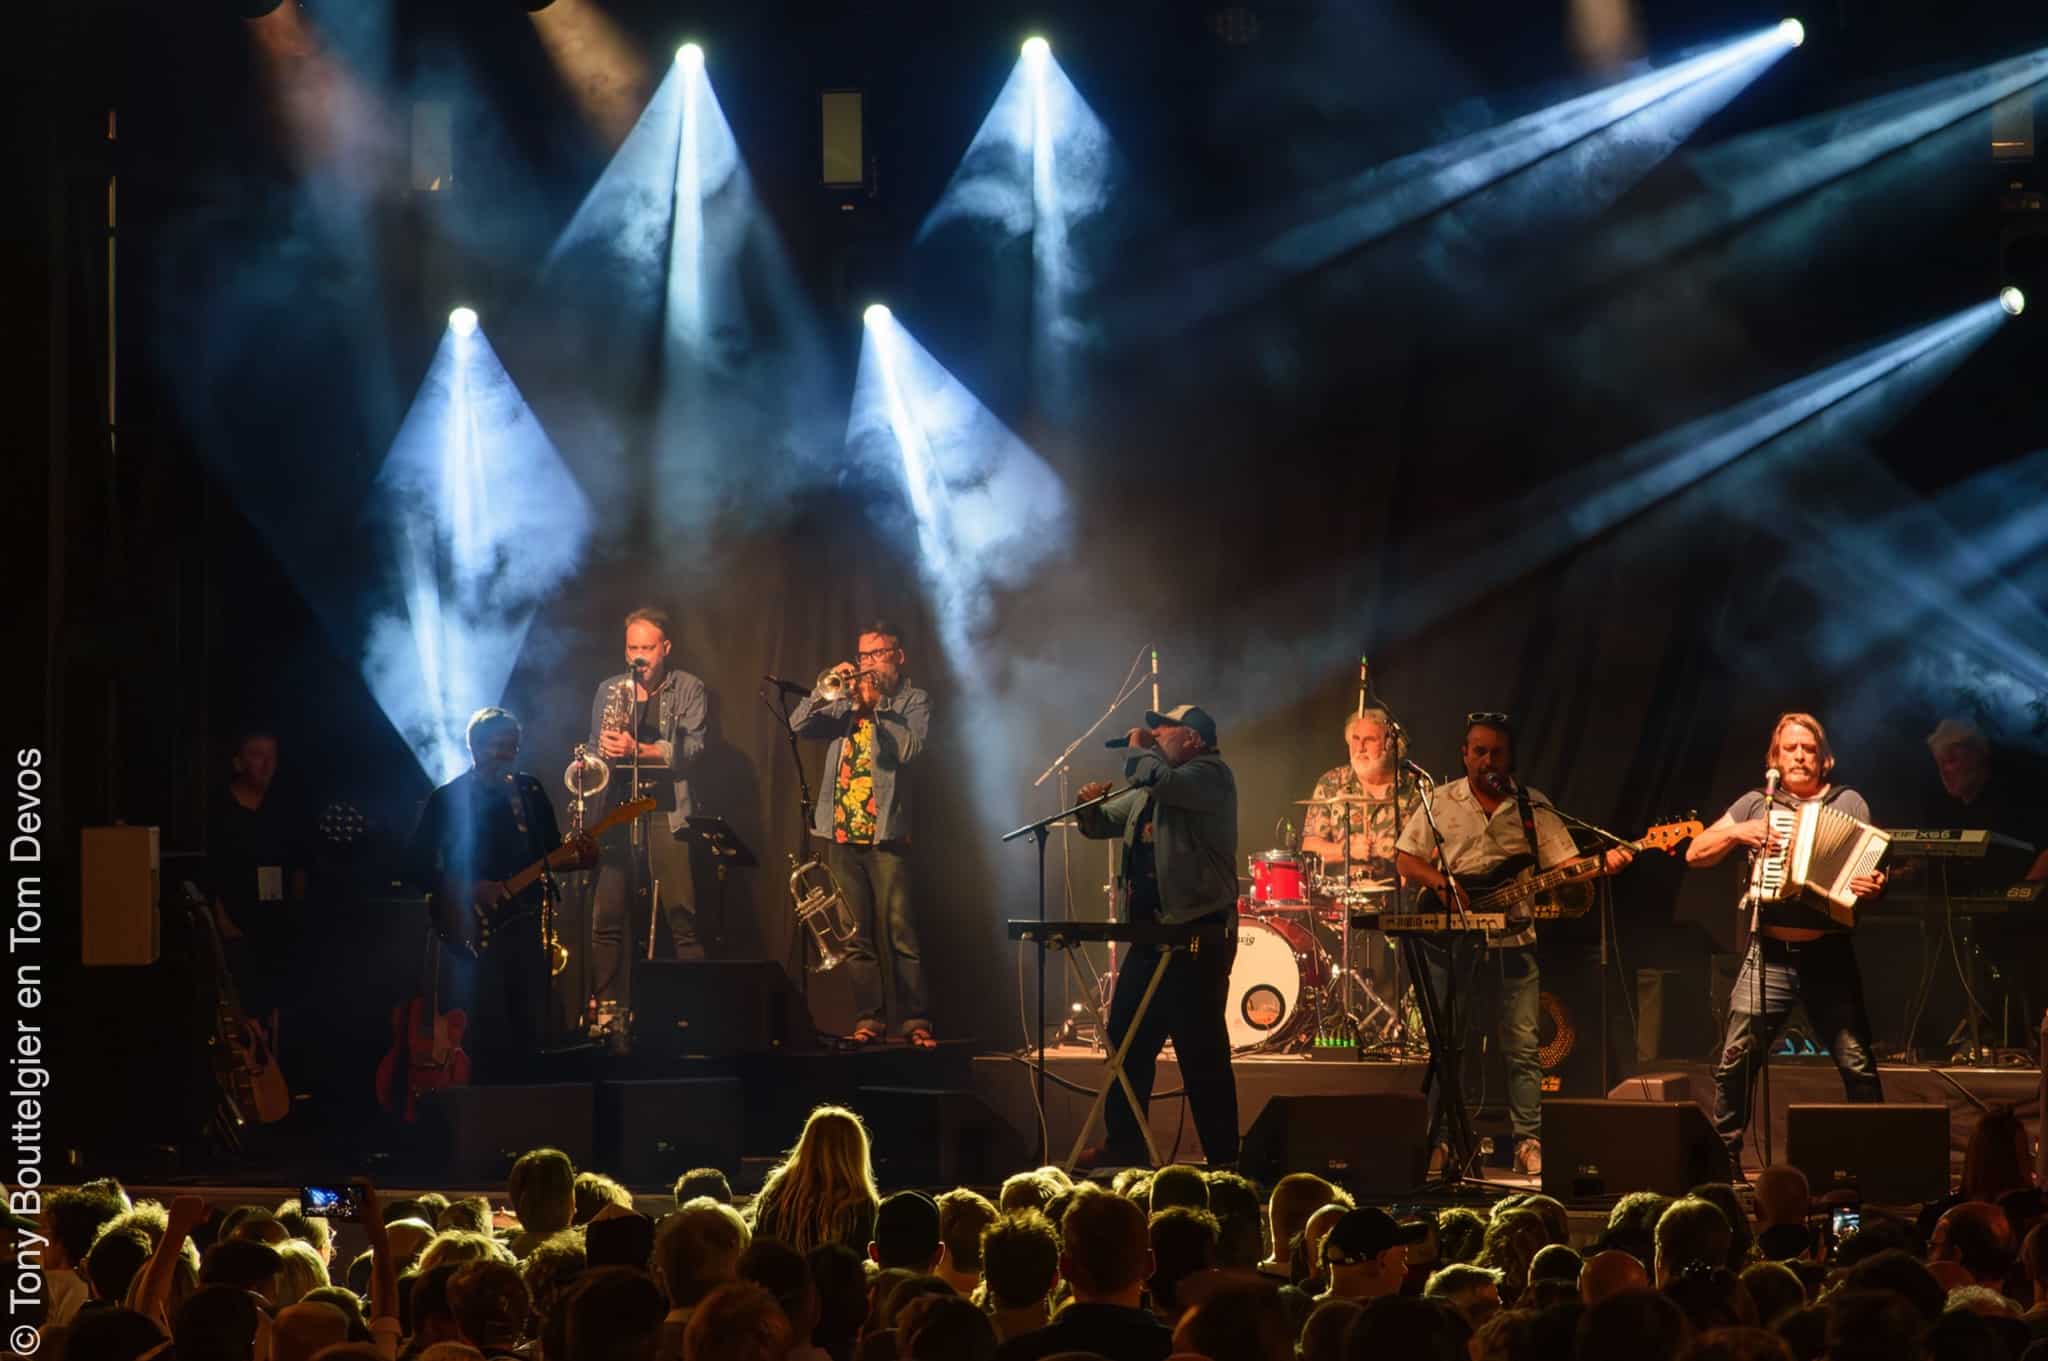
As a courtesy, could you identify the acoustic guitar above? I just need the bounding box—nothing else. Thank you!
[183,883,291,1130]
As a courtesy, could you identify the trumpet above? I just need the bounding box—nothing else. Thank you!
[814,664,879,704]
[788,853,859,973]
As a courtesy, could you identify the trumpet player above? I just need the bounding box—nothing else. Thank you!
[789,621,934,1047]
[588,608,709,1016]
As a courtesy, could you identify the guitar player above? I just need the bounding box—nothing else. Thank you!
[406,707,565,1081]
[1393,713,1633,1177]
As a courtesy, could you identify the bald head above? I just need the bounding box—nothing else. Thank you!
[273,1301,350,1361]
[1580,1249,1649,1306]
[1752,1166,1809,1229]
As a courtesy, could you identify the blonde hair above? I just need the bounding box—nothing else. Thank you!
[274,1239,330,1307]
[751,1105,880,1255]
[1765,712,1835,780]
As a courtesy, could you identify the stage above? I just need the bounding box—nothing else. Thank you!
[967,1044,2043,1179]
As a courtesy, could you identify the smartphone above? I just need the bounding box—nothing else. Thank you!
[301,1185,363,1222]
[1831,1208,1861,1239]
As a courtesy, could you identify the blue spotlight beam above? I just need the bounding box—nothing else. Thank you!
[1120,23,1798,338]
[1376,299,2009,647]
[362,319,593,782]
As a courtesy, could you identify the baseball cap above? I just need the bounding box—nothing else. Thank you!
[1146,704,1218,749]
[1322,1207,1429,1265]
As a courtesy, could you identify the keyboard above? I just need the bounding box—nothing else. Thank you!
[1877,879,2047,913]
[1006,919,1232,946]
[1368,912,1511,933]
[1884,829,2035,859]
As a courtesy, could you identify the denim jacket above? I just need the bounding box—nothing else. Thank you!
[588,669,708,830]
[789,682,932,844]
[1077,750,1239,925]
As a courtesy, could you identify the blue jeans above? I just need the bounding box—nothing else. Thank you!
[1712,933,1882,1158]
[1420,940,1543,1144]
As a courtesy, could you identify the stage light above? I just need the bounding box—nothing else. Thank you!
[676,42,703,69]
[2001,285,2027,316]
[1778,18,1805,48]
[448,306,479,336]
[863,302,892,325]
[1022,35,1050,61]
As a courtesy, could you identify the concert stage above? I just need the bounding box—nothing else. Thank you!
[967,1046,2042,1180]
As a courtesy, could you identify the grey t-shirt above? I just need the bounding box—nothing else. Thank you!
[1720,784,1872,931]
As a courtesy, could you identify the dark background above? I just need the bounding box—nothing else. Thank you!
[11,0,2047,1159]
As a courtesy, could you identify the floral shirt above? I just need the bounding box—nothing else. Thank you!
[833,717,880,844]
[1303,766,1422,883]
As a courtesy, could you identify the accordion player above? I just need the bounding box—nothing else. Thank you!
[1747,798,1891,930]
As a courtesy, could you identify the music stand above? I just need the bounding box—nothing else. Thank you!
[679,816,757,957]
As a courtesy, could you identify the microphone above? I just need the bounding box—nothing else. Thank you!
[1150,649,1160,713]
[1104,735,1133,749]
[630,657,650,673]
[1399,757,1435,784]
[1358,655,1370,718]
[1763,767,1781,798]
[763,675,810,698]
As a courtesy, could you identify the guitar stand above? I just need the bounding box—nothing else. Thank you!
[1062,941,1181,1173]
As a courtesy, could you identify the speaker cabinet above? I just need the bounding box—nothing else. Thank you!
[856,1086,1031,1187]
[632,961,818,1057]
[1541,1098,1730,1200]
[418,1083,595,1183]
[1607,1073,1698,1104]
[1239,1092,1429,1196]
[600,1079,743,1185]
[82,826,160,965]
[1787,1103,1949,1205]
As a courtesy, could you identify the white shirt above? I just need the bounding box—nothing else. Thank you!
[1394,777,1581,948]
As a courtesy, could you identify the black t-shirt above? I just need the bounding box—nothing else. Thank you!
[1919,769,2045,848]
[990,1303,1174,1361]
[207,787,301,933]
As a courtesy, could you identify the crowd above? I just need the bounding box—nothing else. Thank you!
[18,1101,2048,1361]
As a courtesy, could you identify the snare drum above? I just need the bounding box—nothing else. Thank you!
[1225,911,1327,1053]
[1248,849,1311,905]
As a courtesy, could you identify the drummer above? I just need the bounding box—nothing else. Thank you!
[1300,708,1423,887]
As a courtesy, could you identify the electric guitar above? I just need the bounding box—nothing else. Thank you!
[433,796,654,955]
[1413,817,1703,925]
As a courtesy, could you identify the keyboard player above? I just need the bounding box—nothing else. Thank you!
[1685,712,1888,1168]
[1920,718,2048,883]
[1074,704,1240,1169]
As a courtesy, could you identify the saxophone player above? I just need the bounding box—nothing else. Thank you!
[789,620,934,1047]
[588,608,709,1018]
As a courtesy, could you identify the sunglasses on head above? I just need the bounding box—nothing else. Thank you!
[1466,712,1511,727]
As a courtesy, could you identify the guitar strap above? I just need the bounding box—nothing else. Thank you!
[1513,783,1548,871]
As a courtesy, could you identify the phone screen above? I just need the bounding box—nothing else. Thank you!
[302,1185,359,1221]
[1831,1208,1860,1238]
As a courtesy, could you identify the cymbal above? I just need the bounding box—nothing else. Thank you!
[1291,794,1386,805]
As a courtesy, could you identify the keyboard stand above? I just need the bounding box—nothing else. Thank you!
[1063,940,1179,1173]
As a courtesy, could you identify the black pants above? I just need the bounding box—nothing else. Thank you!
[1711,933,1883,1159]
[1103,915,1240,1166]
[448,927,547,1083]
[591,824,701,1013]
[825,840,928,1034]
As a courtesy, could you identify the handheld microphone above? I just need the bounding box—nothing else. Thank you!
[1104,735,1132,749]
[1764,767,1781,797]
[763,674,810,697]
[630,657,650,673]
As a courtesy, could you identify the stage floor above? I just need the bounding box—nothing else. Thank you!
[967,1045,2042,1176]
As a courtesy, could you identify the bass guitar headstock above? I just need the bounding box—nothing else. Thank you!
[1637,814,1704,853]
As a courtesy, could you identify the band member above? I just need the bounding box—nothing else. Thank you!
[1685,712,1886,1164]
[1394,714,1632,1175]
[589,608,709,1018]
[790,621,934,1046]
[1076,705,1240,1168]
[407,707,566,1081]
[1921,718,2048,881]
[1302,709,1422,885]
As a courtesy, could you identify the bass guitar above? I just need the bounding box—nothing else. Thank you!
[1413,817,1703,925]
[433,796,654,955]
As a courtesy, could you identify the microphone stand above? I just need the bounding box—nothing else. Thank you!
[1524,798,1636,1097]
[1003,786,1124,1164]
[1399,769,1490,1187]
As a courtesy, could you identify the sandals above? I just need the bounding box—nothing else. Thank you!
[847,1023,885,1047]
[906,1027,938,1050]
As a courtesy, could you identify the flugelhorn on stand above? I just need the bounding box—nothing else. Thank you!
[788,853,859,972]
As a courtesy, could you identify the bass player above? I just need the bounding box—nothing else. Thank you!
[1393,713,1632,1175]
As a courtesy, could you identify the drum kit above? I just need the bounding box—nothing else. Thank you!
[1224,793,1421,1056]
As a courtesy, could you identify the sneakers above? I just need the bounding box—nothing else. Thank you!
[1513,1138,1543,1176]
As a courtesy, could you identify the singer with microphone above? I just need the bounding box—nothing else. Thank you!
[1392,713,1634,1176]
[588,608,710,1026]
[1074,704,1241,1169]
[789,620,935,1048]
[1684,712,1886,1168]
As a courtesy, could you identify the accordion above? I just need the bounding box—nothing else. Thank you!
[1747,799,1891,929]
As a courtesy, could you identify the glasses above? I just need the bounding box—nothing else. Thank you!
[1466,711,1511,726]
[857,646,898,661]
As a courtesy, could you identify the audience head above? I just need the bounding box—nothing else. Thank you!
[1147,1205,1220,1313]
[1171,1278,1289,1361]
[1840,1251,1945,1325]
[805,1243,868,1354]
[274,1240,330,1307]
[871,1189,942,1271]
[935,1188,998,1283]
[1962,1103,2032,1204]
[1148,1164,1210,1214]
[1300,1297,1364,1361]
[1204,1170,1266,1269]
[1930,1202,2014,1284]
[1268,1174,1348,1262]
[1738,1260,1806,1326]
[1753,1166,1810,1229]
[1825,1287,1928,1361]
[174,1283,266,1361]
[1654,1197,1734,1288]
[83,1225,154,1304]
[1687,1326,1798,1361]
[654,1199,749,1308]
[1516,1194,1571,1246]
[763,1105,880,1255]
[419,1231,511,1275]
[1423,1262,1503,1329]
[1478,1208,1549,1298]
[508,1149,577,1239]
[586,1212,654,1271]
[902,1295,997,1361]
[980,1210,1061,1310]
[1058,1184,1152,1304]
[1323,1207,1426,1301]
[447,1259,530,1350]
[1577,1288,1691,1361]
[1688,1183,1757,1269]
[573,1173,633,1226]
[521,1229,588,1324]
[737,1238,817,1341]
[300,1287,368,1343]
[272,1201,333,1265]
[63,1306,167,1361]
[1340,1294,1470,1361]
[672,1169,732,1207]
[1436,1206,1488,1265]
[1662,1264,1757,1332]
[409,1264,463,1346]
[437,1198,490,1236]
[1581,1247,1651,1306]
[201,1238,285,1301]
[1529,1243,1582,1283]
[998,1170,1060,1215]
[1298,1202,1351,1285]
[564,1265,667,1361]
[271,1302,350,1361]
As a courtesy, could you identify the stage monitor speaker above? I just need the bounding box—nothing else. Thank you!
[856,1086,1031,1187]
[419,1083,595,1183]
[1542,1098,1729,1201]
[1240,1092,1428,1196]
[1787,1103,1950,1205]
[600,1079,743,1186]
[1606,1073,1697,1104]
[82,826,160,965]
[633,961,818,1057]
